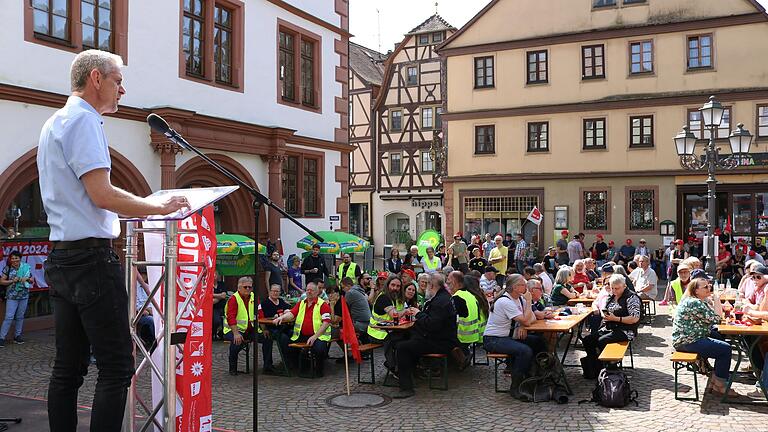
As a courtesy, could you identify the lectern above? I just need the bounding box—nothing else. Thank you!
[121,186,237,432]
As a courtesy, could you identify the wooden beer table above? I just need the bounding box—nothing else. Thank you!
[524,311,591,394]
[716,320,768,404]
[567,297,596,305]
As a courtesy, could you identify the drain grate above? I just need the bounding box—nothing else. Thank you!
[325,392,391,409]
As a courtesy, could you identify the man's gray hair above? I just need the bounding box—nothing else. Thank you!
[417,273,431,282]
[533,263,544,272]
[70,49,123,91]
[527,279,542,290]
[237,276,253,286]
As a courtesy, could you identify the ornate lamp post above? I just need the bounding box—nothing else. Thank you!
[673,96,754,276]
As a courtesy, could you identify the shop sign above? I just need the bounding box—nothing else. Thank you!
[411,198,442,210]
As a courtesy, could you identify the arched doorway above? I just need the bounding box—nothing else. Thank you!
[175,154,266,240]
[385,212,411,249]
[416,210,442,235]
[0,148,151,326]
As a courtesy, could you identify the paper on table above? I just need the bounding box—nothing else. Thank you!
[122,185,239,221]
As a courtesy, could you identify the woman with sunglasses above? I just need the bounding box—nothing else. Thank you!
[672,278,740,396]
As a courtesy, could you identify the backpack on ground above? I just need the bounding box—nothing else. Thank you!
[518,352,569,404]
[579,368,638,408]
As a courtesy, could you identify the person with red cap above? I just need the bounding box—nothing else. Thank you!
[616,239,636,266]
[685,236,701,259]
[556,230,569,265]
[749,249,766,266]
[605,240,617,262]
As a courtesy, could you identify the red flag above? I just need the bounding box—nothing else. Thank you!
[725,215,732,234]
[340,296,362,363]
[526,206,543,226]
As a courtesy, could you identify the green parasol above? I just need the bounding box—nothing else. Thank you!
[296,231,370,255]
[216,234,266,276]
[416,229,443,257]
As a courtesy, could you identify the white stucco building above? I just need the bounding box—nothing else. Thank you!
[0,0,351,327]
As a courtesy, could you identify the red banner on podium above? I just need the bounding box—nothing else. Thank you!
[175,206,216,432]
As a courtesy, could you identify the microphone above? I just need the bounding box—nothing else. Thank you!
[146,113,189,150]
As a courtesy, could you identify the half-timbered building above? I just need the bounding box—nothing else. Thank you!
[349,42,385,239]
[367,14,455,255]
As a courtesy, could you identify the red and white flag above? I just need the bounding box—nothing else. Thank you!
[526,206,543,226]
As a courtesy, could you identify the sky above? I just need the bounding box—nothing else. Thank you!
[349,0,768,54]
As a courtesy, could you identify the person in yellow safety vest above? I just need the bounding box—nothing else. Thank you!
[669,264,692,304]
[222,276,256,375]
[273,282,332,376]
[367,275,405,375]
[421,246,442,274]
[447,271,488,349]
[337,253,362,281]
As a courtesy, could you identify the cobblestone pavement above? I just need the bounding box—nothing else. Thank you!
[1,305,767,432]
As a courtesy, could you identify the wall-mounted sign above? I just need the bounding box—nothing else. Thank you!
[329,215,340,221]
[411,198,443,210]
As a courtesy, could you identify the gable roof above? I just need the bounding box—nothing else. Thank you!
[438,0,767,53]
[406,13,456,35]
[349,42,386,86]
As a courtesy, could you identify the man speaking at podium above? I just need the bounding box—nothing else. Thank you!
[37,50,188,432]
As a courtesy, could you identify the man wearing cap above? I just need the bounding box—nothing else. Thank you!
[592,235,608,266]
[556,230,569,265]
[448,233,469,274]
[567,235,584,265]
[661,264,691,305]
[636,239,650,257]
[749,249,766,265]
[745,264,768,309]
[400,269,418,291]
[480,266,499,295]
[605,240,617,263]
[617,239,636,266]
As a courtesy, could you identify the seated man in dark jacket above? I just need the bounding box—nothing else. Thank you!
[392,273,464,398]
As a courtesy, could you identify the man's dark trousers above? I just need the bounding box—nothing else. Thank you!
[45,247,135,432]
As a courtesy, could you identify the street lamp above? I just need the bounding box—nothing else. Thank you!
[673,96,754,277]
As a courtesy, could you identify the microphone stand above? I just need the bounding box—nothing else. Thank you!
[155,123,324,432]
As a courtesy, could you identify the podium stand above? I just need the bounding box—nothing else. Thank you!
[121,186,237,432]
